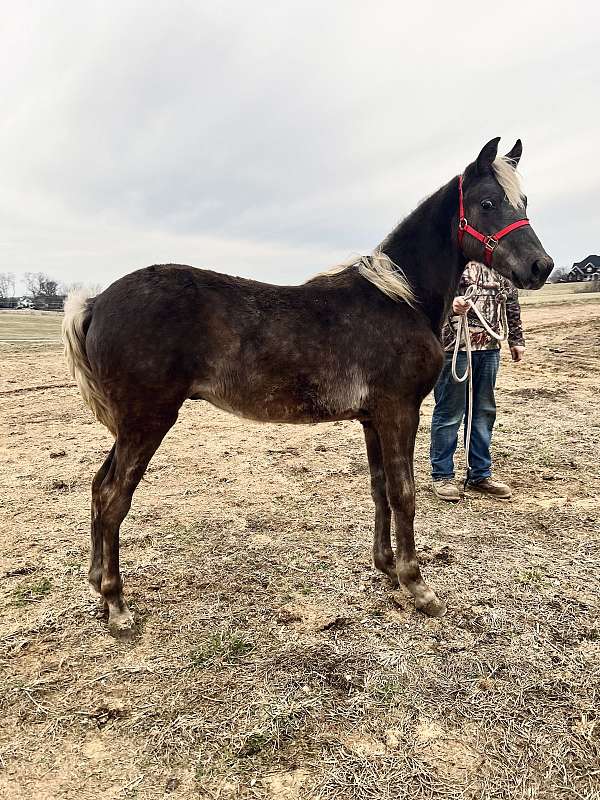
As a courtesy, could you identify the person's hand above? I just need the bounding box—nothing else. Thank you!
[510,345,525,362]
[452,296,470,314]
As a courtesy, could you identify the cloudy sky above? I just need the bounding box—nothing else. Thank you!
[1,1,598,293]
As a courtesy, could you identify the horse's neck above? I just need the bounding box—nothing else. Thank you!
[380,177,466,333]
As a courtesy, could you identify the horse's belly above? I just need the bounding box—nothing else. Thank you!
[190,373,368,424]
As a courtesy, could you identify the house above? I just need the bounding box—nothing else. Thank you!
[562,254,600,282]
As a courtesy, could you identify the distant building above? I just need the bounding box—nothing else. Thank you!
[561,254,600,282]
[32,294,66,310]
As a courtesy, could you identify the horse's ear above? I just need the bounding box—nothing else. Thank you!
[476,137,501,174]
[504,139,523,168]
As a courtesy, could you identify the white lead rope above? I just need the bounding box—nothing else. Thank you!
[450,283,508,484]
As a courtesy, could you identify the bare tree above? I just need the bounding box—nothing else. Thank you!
[23,272,59,296]
[23,272,40,295]
[0,272,16,297]
[547,265,570,283]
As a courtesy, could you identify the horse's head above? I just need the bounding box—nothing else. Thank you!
[460,137,553,289]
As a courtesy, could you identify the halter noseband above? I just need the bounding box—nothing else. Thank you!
[457,175,530,266]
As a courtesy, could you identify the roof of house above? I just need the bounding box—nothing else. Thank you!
[572,254,600,269]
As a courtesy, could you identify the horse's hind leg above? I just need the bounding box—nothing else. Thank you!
[362,422,396,581]
[376,405,446,617]
[97,414,178,637]
[89,444,116,597]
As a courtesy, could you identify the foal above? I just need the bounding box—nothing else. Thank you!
[63,137,553,636]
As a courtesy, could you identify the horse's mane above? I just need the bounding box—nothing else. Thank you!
[310,154,522,308]
[492,156,525,209]
[309,251,416,308]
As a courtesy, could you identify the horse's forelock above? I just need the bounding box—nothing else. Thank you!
[492,156,525,209]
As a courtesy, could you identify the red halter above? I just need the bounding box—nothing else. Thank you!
[457,175,530,266]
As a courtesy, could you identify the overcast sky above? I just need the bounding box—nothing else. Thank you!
[1,1,598,293]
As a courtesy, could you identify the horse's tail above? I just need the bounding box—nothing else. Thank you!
[62,290,117,436]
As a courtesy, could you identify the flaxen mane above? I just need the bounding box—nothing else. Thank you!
[310,251,416,307]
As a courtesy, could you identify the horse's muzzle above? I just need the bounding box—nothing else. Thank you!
[531,257,554,287]
[514,257,554,289]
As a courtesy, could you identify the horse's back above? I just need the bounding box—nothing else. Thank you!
[84,262,441,423]
[87,262,359,369]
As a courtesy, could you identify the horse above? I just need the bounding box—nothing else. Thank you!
[63,137,553,637]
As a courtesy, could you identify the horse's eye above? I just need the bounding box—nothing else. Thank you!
[481,199,494,210]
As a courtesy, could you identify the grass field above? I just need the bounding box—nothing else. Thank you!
[519,281,600,306]
[1,292,599,800]
[0,311,63,341]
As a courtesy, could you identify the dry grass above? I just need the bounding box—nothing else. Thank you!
[575,282,600,294]
[519,282,600,306]
[0,310,63,341]
[1,301,599,799]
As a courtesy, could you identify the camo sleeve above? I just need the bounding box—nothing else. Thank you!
[440,262,489,349]
[505,282,525,347]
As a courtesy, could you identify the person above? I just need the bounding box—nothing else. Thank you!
[430,260,525,501]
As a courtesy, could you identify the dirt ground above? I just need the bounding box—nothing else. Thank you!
[1,294,599,800]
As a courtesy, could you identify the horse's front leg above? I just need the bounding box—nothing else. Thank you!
[376,406,447,617]
[362,421,396,581]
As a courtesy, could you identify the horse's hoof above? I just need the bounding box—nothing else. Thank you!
[108,612,136,640]
[418,596,447,618]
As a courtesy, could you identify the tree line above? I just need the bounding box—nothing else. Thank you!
[0,271,102,298]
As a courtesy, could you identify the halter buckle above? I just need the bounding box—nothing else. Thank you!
[484,235,498,251]
[458,217,468,231]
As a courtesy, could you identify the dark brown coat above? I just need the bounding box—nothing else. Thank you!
[63,137,553,636]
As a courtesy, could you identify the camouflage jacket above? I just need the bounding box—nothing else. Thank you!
[440,261,525,352]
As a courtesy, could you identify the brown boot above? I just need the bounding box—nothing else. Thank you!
[466,477,512,499]
[432,479,461,502]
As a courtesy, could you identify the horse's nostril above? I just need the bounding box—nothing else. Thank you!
[532,258,554,282]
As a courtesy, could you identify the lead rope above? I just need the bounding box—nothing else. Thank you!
[450,284,508,486]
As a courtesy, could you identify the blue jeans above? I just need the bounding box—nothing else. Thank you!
[430,349,500,482]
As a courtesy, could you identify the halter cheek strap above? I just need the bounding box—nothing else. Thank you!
[457,175,530,266]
